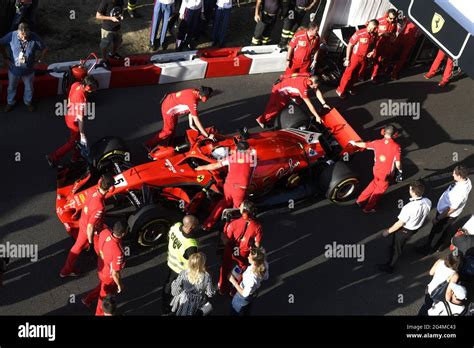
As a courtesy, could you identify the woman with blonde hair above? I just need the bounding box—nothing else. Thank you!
[229,247,269,315]
[170,252,215,316]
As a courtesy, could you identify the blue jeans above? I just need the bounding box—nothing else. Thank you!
[213,7,231,46]
[7,70,34,106]
[231,292,254,315]
[151,2,173,46]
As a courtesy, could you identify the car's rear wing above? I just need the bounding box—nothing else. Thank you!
[321,108,363,157]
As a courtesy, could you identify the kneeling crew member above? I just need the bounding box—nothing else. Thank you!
[145,86,214,149]
[256,74,329,128]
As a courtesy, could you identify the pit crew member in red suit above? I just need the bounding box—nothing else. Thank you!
[255,73,329,128]
[424,49,454,87]
[46,75,98,167]
[350,125,402,213]
[336,19,378,99]
[59,175,115,277]
[370,9,398,81]
[390,17,420,80]
[82,221,125,316]
[145,86,214,149]
[195,140,256,230]
[218,200,263,295]
[285,21,321,75]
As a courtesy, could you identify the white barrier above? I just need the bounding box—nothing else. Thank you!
[241,45,286,74]
[151,51,208,84]
[48,60,112,94]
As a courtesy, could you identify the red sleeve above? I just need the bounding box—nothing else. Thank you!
[289,34,298,48]
[394,144,401,162]
[349,31,359,45]
[300,79,309,98]
[366,140,378,151]
[87,200,104,227]
[111,247,125,272]
[225,220,235,239]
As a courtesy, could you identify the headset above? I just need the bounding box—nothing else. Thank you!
[380,125,399,138]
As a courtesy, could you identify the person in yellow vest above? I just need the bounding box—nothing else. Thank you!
[162,215,199,315]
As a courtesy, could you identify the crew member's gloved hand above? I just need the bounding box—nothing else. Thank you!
[395,171,403,182]
[348,140,357,146]
[80,134,88,147]
[343,58,350,67]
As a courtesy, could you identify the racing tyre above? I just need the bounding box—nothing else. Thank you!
[128,204,182,247]
[90,136,129,174]
[318,162,359,203]
[274,103,311,130]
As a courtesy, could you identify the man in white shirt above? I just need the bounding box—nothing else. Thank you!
[176,0,205,50]
[421,165,472,254]
[378,180,431,273]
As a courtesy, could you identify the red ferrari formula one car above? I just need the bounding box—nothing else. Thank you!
[55,106,363,246]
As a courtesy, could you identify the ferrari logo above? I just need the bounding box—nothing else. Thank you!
[431,13,445,34]
[79,194,86,203]
[197,175,205,183]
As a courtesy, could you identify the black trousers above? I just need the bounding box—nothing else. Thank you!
[279,7,306,46]
[161,266,179,314]
[252,13,277,45]
[387,228,417,267]
[427,213,459,251]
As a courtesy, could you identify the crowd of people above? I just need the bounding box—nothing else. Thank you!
[0,1,471,317]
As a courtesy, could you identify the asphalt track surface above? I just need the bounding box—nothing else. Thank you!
[0,66,473,316]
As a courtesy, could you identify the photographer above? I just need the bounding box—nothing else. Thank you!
[96,0,124,68]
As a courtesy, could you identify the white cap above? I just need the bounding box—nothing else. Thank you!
[451,283,467,300]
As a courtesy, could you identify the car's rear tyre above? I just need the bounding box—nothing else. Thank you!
[318,162,359,203]
[90,136,129,174]
[128,204,182,247]
[274,103,311,130]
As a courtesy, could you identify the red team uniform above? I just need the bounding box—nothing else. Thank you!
[145,89,201,148]
[426,49,454,86]
[391,18,419,79]
[83,228,125,316]
[336,28,377,96]
[203,152,256,230]
[371,16,397,79]
[256,74,311,125]
[285,29,320,75]
[356,138,401,211]
[60,190,105,276]
[49,82,87,162]
[218,216,263,294]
